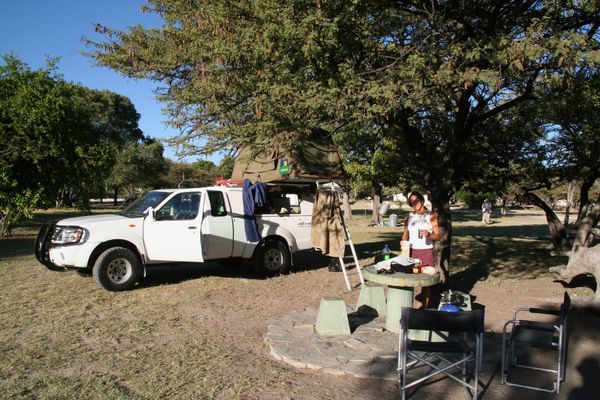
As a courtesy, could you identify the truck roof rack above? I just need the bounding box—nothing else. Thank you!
[215,176,244,187]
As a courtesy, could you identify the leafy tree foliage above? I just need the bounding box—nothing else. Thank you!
[0,54,146,236]
[106,138,167,204]
[215,155,235,179]
[160,159,217,188]
[87,1,599,274]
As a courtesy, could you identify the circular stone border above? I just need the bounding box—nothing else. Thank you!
[265,307,399,380]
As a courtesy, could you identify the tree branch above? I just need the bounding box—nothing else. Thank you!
[478,73,538,122]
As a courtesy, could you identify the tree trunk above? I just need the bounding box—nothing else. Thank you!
[113,187,119,206]
[572,195,600,252]
[0,211,11,238]
[572,178,599,249]
[550,244,600,303]
[523,192,570,253]
[341,191,352,220]
[339,181,353,220]
[563,180,577,228]
[429,186,452,283]
[574,177,595,228]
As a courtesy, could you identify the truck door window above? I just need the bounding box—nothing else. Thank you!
[155,193,201,220]
[206,191,227,217]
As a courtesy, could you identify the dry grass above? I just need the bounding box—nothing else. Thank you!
[0,207,596,399]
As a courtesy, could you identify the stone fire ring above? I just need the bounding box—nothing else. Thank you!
[265,307,398,380]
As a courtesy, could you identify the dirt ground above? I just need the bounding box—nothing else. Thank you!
[140,252,600,400]
[1,208,599,399]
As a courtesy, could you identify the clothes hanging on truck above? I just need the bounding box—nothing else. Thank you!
[311,188,345,258]
[242,179,265,242]
[252,181,267,207]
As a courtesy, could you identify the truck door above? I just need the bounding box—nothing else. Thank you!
[143,192,204,262]
[201,190,234,260]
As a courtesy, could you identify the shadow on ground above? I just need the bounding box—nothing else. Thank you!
[0,238,36,259]
[354,304,600,399]
[136,249,333,289]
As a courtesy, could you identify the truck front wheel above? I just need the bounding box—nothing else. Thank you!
[255,240,291,277]
[93,247,142,291]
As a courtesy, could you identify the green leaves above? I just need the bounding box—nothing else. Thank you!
[84,1,599,199]
[0,54,148,235]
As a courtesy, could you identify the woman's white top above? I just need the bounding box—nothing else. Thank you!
[407,211,433,249]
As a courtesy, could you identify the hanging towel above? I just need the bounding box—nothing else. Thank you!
[242,179,261,242]
[311,189,345,258]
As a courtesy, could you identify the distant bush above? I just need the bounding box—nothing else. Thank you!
[454,190,496,208]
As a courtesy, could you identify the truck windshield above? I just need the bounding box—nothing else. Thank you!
[119,191,172,218]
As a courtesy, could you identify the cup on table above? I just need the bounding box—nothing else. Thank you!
[401,240,410,256]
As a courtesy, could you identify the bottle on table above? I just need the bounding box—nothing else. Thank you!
[382,244,391,260]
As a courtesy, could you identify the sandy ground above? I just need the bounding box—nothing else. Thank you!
[243,265,600,400]
[1,208,599,399]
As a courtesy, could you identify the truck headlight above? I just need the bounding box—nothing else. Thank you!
[51,226,84,244]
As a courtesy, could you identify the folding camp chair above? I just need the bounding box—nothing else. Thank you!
[501,292,571,393]
[398,308,485,400]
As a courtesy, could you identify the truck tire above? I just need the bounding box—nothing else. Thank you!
[92,247,142,291]
[255,240,291,277]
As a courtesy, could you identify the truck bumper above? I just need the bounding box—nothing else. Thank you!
[34,223,65,271]
[35,223,94,271]
[47,242,96,269]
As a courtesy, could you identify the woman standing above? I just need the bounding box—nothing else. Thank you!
[402,191,441,307]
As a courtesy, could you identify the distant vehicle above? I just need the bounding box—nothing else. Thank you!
[35,183,315,291]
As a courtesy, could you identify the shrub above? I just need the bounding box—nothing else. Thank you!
[454,190,496,208]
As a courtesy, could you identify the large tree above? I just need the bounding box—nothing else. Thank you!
[160,159,217,188]
[517,70,600,253]
[542,72,600,249]
[106,138,167,204]
[0,54,146,236]
[87,1,599,277]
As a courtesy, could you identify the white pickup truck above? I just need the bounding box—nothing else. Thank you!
[35,183,315,291]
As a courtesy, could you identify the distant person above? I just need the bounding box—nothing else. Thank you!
[481,199,492,224]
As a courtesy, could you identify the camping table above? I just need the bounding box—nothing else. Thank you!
[362,265,440,333]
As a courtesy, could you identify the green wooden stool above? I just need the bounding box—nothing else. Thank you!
[356,282,386,317]
[315,297,351,336]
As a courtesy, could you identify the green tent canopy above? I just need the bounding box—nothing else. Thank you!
[231,132,345,183]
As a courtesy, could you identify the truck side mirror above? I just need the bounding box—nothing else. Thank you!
[144,207,154,218]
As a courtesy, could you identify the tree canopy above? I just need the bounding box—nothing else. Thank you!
[0,54,148,236]
[87,0,600,274]
[106,138,168,204]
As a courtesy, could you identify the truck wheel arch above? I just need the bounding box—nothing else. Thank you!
[87,240,145,275]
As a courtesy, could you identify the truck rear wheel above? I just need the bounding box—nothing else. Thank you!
[255,240,291,277]
[93,247,142,291]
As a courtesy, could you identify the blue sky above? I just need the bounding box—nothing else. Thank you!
[0,0,216,163]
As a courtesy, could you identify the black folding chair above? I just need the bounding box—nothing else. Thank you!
[501,292,571,393]
[398,308,485,400]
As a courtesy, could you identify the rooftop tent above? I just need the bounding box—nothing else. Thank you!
[231,131,345,183]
